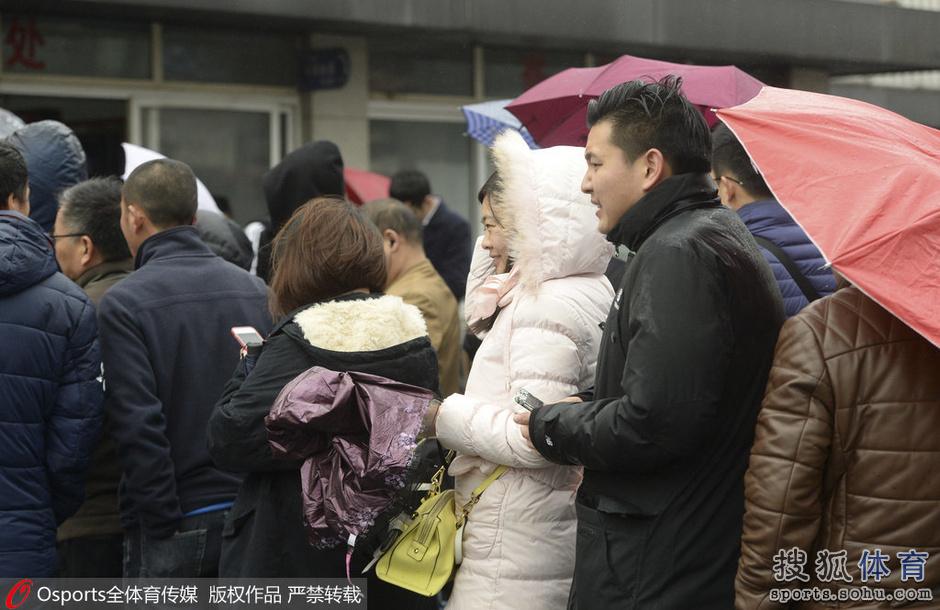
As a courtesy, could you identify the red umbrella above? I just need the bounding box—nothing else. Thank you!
[718,86,940,348]
[506,54,763,147]
[345,167,390,205]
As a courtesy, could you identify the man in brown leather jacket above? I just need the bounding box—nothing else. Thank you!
[736,284,940,609]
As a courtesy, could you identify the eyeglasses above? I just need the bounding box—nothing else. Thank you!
[48,232,88,242]
[715,175,744,186]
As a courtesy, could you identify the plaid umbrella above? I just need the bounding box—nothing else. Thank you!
[462,99,539,149]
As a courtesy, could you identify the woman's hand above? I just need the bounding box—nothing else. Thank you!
[419,398,442,439]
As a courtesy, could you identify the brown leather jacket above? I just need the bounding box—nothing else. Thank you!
[736,286,940,609]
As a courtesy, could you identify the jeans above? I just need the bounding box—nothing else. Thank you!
[58,534,124,577]
[123,510,227,577]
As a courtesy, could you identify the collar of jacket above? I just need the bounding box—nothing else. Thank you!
[0,210,59,296]
[75,258,134,290]
[270,291,382,335]
[394,258,436,284]
[606,173,719,252]
[134,225,213,270]
[736,198,789,228]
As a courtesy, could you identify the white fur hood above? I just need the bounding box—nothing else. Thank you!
[490,130,615,292]
[293,294,428,352]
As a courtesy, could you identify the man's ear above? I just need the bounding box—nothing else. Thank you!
[7,192,27,215]
[127,204,145,232]
[723,179,739,206]
[79,235,95,266]
[641,149,670,191]
[383,228,401,253]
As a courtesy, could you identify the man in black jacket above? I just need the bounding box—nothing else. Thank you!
[390,169,471,300]
[516,78,784,609]
[98,159,271,577]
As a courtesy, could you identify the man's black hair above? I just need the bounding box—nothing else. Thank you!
[59,177,132,262]
[586,75,711,175]
[389,169,431,208]
[710,123,773,199]
[0,142,28,209]
[122,158,198,228]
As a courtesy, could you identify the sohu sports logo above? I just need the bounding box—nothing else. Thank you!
[5,579,31,610]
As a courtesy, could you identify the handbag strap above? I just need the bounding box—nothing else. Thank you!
[456,465,509,527]
[752,235,822,303]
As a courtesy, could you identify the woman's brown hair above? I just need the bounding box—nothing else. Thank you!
[268,196,387,319]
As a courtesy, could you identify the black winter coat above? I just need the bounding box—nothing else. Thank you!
[530,174,785,610]
[207,293,438,609]
[423,201,471,300]
[98,227,270,538]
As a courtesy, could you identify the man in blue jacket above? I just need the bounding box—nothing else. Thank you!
[98,158,271,577]
[7,120,88,233]
[0,142,103,577]
[711,124,836,316]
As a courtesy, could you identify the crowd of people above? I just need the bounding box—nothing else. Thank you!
[0,75,937,610]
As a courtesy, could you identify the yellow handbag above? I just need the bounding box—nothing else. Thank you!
[374,462,508,596]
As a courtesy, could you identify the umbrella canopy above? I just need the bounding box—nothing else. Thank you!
[718,86,940,348]
[506,54,763,147]
[344,167,390,205]
[461,99,539,149]
[122,142,220,213]
[265,366,436,549]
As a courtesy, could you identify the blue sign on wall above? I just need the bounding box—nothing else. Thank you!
[299,48,351,91]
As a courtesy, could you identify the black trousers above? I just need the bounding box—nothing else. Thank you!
[58,533,124,577]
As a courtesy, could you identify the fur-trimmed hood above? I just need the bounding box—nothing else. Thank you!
[293,294,428,352]
[489,130,614,292]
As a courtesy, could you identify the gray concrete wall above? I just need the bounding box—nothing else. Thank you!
[44,0,940,74]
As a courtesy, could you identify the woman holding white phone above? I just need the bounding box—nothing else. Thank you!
[426,131,615,610]
[207,197,438,610]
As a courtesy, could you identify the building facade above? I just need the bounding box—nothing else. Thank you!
[2,0,938,227]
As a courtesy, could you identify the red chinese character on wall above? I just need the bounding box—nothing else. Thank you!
[5,17,46,70]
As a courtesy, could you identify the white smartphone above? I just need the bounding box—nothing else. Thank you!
[230,326,264,349]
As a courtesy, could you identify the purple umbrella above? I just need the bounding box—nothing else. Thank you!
[265,366,436,550]
[506,53,764,147]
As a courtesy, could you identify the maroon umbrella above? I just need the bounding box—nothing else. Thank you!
[265,366,436,550]
[506,53,763,147]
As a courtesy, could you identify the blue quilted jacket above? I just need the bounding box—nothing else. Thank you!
[6,120,88,233]
[0,211,103,577]
[738,199,836,317]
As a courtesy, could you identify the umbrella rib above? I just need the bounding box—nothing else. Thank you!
[830,206,940,265]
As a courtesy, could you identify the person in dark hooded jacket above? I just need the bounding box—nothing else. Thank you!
[516,79,785,610]
[195,209,254,271]
[7,120,88,233]
[0,142,103,577]
[255,141,344,281]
